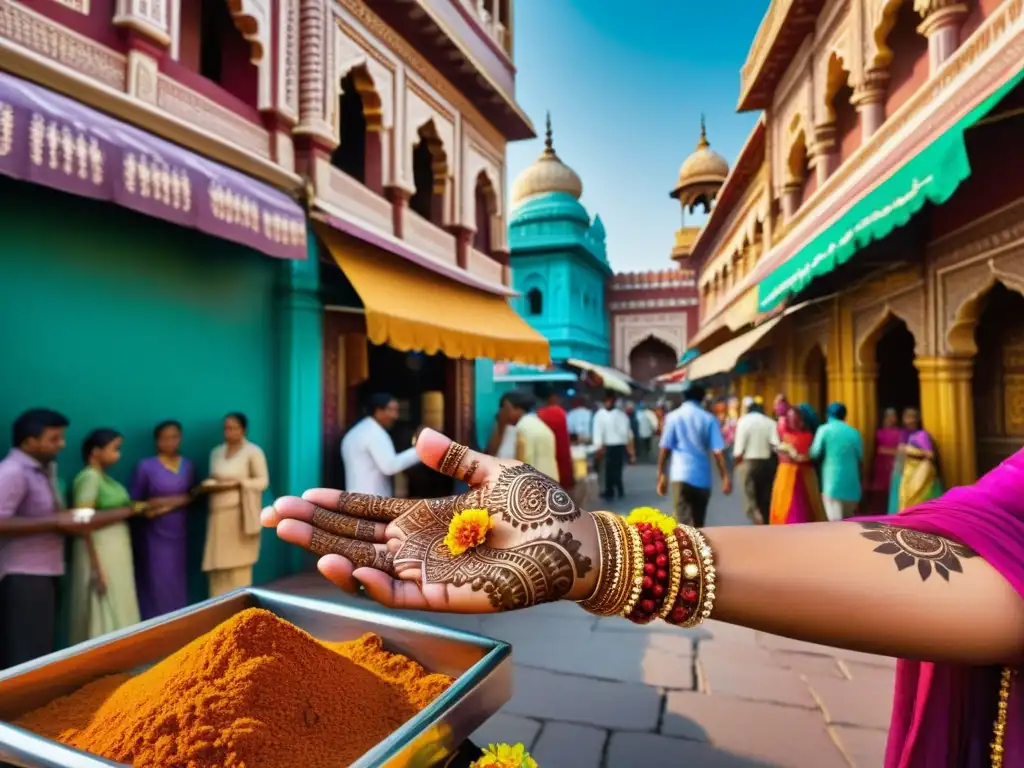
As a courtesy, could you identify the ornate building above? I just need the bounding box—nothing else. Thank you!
[0,0,541,585]
[681,0,1024,488]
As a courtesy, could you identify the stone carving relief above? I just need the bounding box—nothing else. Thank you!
[943,257,1024,355]
[335,25,394,129]
[276,0,299,119]
[613,313,689,372]
[157,75,270,157]
[224,0,273,110]
[853,283,927,365]
[127,49,159,105]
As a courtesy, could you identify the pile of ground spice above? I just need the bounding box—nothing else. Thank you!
[16,608,453,768]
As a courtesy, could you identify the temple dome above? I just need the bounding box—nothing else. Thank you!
[671,117,729,212]
[510,113,583,207]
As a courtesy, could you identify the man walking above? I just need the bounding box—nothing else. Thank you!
[534,384,574,490]
[657,384,731,527]
[502,391,559,481]
[593,393,634,500]
[342,393,421,496]
[810,402,863,521]
[733,396,778,524]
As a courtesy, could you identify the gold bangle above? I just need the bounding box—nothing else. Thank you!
[680,527,716,624]
[577,512,618,614]
[619,522,645,618]
[597,513,633,616]
[658,524,682,620]
[673,525,710,628]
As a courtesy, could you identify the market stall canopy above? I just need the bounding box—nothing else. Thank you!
[757,66,1024,313]
[317,225,550,365]
[565,359,634,396]
[493,362,578,384]
[687,300,815,381]
[0,72,306,260]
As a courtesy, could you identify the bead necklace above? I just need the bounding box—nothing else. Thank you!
[990,666,1015,768]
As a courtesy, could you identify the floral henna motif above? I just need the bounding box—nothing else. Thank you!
[488,465,580,532]
[311,506,379,541]
[336,492,414,521]
[310,528,395,573]
[859,522,977,581]
[396,530,590,610]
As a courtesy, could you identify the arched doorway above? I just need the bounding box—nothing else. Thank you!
[874,316,920,420]
[629,336,677,384]
[803,344,828,419]
[410,122,447,225]
[972,282,1024,475]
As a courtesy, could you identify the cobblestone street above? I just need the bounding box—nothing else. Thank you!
[272,463,895,767]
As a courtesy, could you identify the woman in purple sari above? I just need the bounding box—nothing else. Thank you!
[129,420,195,620]
[264,432,1023,767]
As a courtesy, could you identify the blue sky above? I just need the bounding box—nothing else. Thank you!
[507,0,768,272]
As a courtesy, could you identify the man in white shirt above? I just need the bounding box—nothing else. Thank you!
[592,393,634,500]
[733,397,779,524]
[635,404,657,462]
[566,398,593,444]
[341,393,421,496]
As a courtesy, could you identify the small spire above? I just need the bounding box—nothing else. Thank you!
[697,114,709,150]
[544,111,554,154]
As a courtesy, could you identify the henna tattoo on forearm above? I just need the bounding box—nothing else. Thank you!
[311,506,379,542]
[488,464,581,531]
[309,528,395,573]
[858,522,977,581]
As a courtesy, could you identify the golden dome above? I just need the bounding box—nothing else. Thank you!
[510,113,583,207]
[671,116,729,213]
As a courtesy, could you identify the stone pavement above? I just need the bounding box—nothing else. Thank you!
[270,463,895,768]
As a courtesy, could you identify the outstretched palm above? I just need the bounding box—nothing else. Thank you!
[262,430,599,612]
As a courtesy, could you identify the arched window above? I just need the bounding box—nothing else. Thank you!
[527,288,543,316]
[473,171,497,254]
[333,72,367,183]
[178,0,259,108]
[410,122,447,225]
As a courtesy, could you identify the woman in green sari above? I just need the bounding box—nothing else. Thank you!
[69,429,145,643]
[887,408,943,514]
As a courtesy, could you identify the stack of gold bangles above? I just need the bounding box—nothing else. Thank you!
[578,508,717,627]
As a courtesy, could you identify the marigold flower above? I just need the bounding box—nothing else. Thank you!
[626,506,677,535]
[470,742,538,768]
[444,508,494,556]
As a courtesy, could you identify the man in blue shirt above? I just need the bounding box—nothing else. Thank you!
[809,402,864,521]
[657,384,731,527]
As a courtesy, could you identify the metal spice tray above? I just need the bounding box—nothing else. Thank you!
[0,588,512,768]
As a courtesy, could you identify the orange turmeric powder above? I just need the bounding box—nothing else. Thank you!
[16,608,453,768]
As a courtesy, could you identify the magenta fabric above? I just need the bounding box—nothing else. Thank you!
[870,427,903,491]
[875,448,1023,768]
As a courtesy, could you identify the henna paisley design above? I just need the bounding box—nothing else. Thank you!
[859,522,977,581]
[310,528,395,573]
[335,492,413,521]
[488,464,580,531]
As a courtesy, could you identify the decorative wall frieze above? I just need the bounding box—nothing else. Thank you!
[852,279,927,362]
[157,75,271,158]
[0,0,125,90]
[612,311,691,372]
[609,298,699,311]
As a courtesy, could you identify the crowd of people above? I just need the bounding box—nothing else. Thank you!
[0,408,269,670]
[657,384,943,530]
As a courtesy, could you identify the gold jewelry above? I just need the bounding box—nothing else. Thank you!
[577,512,617,614]
[438,442,469,477]
[619,521,645,618]
[658,525,682,620]
[691,529,717,622]
[991,666,1014,768]
[603,514,636,616]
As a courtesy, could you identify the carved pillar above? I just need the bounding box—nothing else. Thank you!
[447,225,473,269]
[385,186,411,238]
[917,1,969,73]
[915,355,976,487]
[852,70,889,139]
[852,364,878,455]
[365,127,384,194]
[781,181,802,221]
[810,122,838,187]
[295,0,336,145]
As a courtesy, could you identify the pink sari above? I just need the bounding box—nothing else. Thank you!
[876,449,1023,767]
[870,426,903,491]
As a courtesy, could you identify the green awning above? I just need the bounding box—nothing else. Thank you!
[757,67,1024,313]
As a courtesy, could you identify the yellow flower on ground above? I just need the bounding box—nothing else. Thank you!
[444,508,494,557]
[626,506,677,535]
[470,742,538,768]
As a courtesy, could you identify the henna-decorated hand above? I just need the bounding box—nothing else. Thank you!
[262,429,600,613]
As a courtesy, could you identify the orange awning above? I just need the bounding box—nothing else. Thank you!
[317,224,550,365]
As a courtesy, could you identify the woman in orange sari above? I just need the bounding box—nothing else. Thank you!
[769,404,827,524]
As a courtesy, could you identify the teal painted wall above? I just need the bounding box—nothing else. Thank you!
[474,359,513,449]
[0,178,315,611]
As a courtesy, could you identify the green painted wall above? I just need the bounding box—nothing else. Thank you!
[0,178,313,616]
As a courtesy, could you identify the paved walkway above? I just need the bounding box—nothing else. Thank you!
[271,464,894,767]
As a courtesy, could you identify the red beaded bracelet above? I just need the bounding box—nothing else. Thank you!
[626,522,673,624]
[664,525,704,627]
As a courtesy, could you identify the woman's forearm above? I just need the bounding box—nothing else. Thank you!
[701,522,1023,665]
